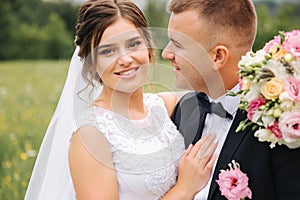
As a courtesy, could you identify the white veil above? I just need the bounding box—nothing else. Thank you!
[25,47,101,200]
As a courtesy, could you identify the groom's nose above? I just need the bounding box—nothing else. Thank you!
[162,44,175,61]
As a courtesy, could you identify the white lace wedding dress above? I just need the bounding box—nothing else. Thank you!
[75,93,185,200]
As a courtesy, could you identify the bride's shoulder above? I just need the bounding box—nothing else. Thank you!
[154,91,188,117]
[73,106,96,132]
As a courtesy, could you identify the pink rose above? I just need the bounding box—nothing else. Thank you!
[284,77,300,101]
[247,97,266,120]
[283,30,300,58]
[216,161,252,200]
[285,30,300,38]
[267,121,282,139]
[279,111,300,143]
[263,34,281,53]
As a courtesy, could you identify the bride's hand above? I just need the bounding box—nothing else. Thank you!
[176,134,218,198]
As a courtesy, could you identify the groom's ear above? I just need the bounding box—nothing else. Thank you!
[211,45,229,70]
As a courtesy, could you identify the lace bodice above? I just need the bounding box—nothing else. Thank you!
[76,93,185,200]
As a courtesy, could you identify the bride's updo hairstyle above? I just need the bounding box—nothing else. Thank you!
[75,0,154,87]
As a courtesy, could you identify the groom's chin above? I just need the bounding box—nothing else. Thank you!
[174,78,192,91]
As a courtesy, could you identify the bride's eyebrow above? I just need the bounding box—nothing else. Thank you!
[127,36,143,42]
[98,44,115,49]
[98,35,143,49]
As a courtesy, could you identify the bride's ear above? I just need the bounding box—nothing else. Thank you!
[211,45,229,71]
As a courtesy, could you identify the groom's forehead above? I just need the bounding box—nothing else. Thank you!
[168,30,188,44]
[168,28,204,49]
[168,17,208,43]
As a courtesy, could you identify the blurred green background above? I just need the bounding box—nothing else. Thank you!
[0,0,299,199]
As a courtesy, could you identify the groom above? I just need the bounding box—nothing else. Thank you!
[162,0,300,199]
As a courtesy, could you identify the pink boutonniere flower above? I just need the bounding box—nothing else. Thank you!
[216,160,252,200]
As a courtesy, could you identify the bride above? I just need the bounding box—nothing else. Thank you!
[25,0,217,199]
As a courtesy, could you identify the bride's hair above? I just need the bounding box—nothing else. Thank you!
[75,0,155,90]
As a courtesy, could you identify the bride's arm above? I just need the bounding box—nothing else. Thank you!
[161,135,218,200]
[158,91,189,117]
[68,126,119,200]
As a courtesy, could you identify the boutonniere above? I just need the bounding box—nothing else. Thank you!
[216,160,252,200]
[228,30,300,149]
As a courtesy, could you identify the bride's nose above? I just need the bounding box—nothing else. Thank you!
[118,53,133,67]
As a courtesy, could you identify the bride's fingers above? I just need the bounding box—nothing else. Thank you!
[183,144,193,156]
[197,140,218,170]
[195,134,216,158]
[187,135,208,157]
[204,153,218,172]
[198,137,218,157]
[199,140,218,161]
[179,143,194,161]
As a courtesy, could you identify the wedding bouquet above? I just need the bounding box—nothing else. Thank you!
[234,30,300,149]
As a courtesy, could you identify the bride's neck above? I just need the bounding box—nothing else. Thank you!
[95,86,146,120]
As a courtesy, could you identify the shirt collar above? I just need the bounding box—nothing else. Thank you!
[208,84,240,116]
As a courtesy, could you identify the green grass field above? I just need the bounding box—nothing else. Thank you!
[0,60,69,199]
[0,59,177,199]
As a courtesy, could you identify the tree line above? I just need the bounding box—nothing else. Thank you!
[0,0,299,60]
[254,1,300,51]
[0,0,79,60]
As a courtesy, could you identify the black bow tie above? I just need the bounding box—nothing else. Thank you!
[192,92,233,145]
[196,92,233,120]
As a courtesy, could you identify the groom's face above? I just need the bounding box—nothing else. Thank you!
[162,9,217,92]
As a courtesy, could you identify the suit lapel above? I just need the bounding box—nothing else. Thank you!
[207,109,250,200]
[172,92,202,148]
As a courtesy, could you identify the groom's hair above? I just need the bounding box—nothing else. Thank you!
[168,0,257,54]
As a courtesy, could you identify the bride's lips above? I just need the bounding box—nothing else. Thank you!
[114,67,139,79]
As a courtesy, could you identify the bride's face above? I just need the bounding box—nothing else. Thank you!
[96,18,150,93]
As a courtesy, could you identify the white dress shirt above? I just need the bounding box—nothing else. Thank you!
[193,85,240,200]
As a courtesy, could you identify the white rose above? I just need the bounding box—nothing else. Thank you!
[239,52,255,67]
[279,92,296,111]
[254,129,280,148]
[279,101,294,111]
[239,50,266,67]
[292,61,300,78]
[254,50,268,63]
[263,60,290,80]
[280,91,291,101]
[244,84,261,102]
[252,110,263,125]
[261,115,275,127]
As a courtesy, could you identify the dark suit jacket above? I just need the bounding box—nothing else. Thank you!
[171,92,300,200]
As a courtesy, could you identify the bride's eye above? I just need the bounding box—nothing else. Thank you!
[99,48,115,55]
[128,40,142,49]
